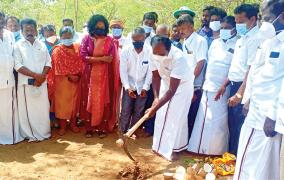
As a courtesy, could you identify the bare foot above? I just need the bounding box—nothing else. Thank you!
[57,128,66,136]
[170,152,179,161]
[70,125,80,133]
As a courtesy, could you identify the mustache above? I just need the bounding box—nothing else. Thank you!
[26,34,34,38]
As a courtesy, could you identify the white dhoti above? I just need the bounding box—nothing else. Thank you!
[188,90,229,155]
[233,105,282,180]
[152,81,193,160]
[0,87,23,144]
[18,84,51,141]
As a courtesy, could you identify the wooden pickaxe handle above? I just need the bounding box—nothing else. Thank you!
[124,113,150,138]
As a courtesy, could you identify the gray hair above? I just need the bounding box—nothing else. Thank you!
[59,26,75,37]
[132,27,145,36]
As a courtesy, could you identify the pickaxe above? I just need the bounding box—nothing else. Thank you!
[116,113,150,161]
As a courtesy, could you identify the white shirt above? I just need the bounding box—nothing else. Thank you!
[120,44,152,95]
[0,30,15,89]
[228,26,260,82]
[182,32,208,88]
[203,36,238,92]
[275,78,284,134]
[150,46,193,90]
[14,39,51,86]
[246,31,284,130]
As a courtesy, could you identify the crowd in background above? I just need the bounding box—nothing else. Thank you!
[0,0,284,179]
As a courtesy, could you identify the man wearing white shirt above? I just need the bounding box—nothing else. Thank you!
[146,35,194,161]
[188,16,238,155]
[216,4,261,155]
[233,1,284,179]
[176,14,208,139]
[0,11,23,145]
[119,27,152,133]
[110,19,127,53]
[14,18,51,142]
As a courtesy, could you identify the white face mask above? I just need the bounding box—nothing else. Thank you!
[143,25,153,34]
[209,21,221,32]
[257,22,276,39]
[46,35,57,44]
[220,29,234,40]
[152,54,167,62]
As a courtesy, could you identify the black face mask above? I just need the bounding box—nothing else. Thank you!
[91,28,106,36]
[132,41,144,49]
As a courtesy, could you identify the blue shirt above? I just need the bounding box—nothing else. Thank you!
[44,40,61,55]
[197,26,213,48]
[172,40,183,50]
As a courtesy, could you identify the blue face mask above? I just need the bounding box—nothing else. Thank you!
[112,28,123,37]
[13,31,21,38]
[220,29,233,40]
[61,39,73,46]
[236,23,248,36]
[132,41,144,49]
[143,25,153,34]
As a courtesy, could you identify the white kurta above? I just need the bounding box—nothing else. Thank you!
[0,30,23,145]
[13,39,51,141]
[150,46,194,160]
[233,103,282,180]
[188,37,237,155]
[234,31,284,180]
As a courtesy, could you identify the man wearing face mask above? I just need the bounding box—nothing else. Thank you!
[216,3,261,156]
[147,35,194,161]
[232,1,284,179]
[176,14,208,140]
[127,12,156,47]
[209,7,227,39]
[14,18,51,142]
[110,19,127,53]
[6,16,22,42]
[188,16,238,156]
[119,27,152,135]
[0,11,23,145]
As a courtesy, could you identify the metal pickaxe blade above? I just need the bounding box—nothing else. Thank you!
[116,113,150,162]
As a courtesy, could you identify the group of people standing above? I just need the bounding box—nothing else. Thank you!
[0,0,284,179]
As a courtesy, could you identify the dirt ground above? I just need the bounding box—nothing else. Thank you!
[0,128,232,180]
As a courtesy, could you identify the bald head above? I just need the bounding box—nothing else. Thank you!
[156,24,170,37]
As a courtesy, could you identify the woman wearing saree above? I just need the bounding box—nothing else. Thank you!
[48,26,83,136]
[80,14,120,138]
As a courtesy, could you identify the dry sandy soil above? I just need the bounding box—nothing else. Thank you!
[0,128,232,180]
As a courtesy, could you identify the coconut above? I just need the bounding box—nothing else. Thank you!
[197,168,206,178]
[194,175,204,180]
[205,173,216,180]
[192,163,201,173]
[186,166,195,175]
[203,163,213,173]
[163,172,174,180]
